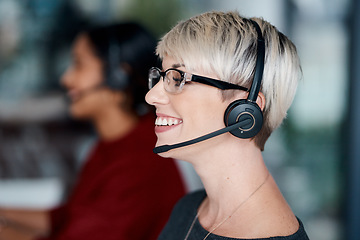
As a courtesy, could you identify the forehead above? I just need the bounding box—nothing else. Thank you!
[162,56,185,70]
[73,34,95,57]
[162,55,220,81]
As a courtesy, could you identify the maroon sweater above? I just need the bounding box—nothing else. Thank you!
[41,115,185,240]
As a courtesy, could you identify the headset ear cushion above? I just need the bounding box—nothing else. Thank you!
[106,67,129,89]
[224,99,263,139]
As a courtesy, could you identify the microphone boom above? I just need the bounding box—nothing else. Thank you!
[153,118,251,154]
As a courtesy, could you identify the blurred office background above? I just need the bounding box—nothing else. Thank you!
[0,0,359,239]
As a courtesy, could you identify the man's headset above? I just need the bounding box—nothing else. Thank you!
[153,19,265,154]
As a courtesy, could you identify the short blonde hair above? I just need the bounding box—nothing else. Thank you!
[156,11,301,150]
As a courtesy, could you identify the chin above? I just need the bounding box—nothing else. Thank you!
[155,145,183,160]
[153,141,172,158]
[157,152,172,158]
[69,107,90,120]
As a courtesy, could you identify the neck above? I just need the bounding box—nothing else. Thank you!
[192,139,269,222]
[93,107,138,141]
[184,136,298,238]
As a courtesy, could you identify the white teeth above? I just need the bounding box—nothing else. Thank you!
[155,117,182,126]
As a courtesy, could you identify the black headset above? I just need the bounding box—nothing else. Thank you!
[105,37,130,90]
[223,19,265,139]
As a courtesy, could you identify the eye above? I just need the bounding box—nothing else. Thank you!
[166,70,182,85]
[73,57,82,69]
[172,76,182,86]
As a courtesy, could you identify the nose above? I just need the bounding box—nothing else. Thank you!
[60,66,73,89]
[145,79,169,107]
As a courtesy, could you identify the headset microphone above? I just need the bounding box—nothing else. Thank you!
[153,118,252,154]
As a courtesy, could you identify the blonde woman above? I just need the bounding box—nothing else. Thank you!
[146,11,309,240]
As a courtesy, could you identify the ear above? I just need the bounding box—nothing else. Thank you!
[120,62,133,74]
[229,90,265,111]
[256,91,266,111]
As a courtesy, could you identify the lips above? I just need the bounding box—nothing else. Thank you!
[66,89,81,102]
[154,115,183,133]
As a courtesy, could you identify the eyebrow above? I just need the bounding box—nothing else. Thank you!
[171,63,185,68]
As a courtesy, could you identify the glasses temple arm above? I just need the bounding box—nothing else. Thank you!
[192,76,248,91]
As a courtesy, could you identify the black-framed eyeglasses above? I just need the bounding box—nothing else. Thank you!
[148,67,249,94]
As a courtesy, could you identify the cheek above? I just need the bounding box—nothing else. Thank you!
[180,94,227,135]
[69,90,106,119]
[81,69,103,89]
[67,64,103,91]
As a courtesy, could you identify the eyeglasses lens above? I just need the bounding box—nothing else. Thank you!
[164,70,182,93]
[148,68,160,90]
[148,68,184,93]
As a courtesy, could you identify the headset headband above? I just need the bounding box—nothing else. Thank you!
[247,19,265,102]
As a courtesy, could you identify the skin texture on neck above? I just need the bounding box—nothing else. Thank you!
[190,139,298,239]
[192,137,266,212]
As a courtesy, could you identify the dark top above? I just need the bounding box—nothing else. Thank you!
[159,190,310,240]
[39,114,186,240]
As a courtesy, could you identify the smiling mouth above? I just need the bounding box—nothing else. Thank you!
[155,117,183,126]
[66,90,80,102]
